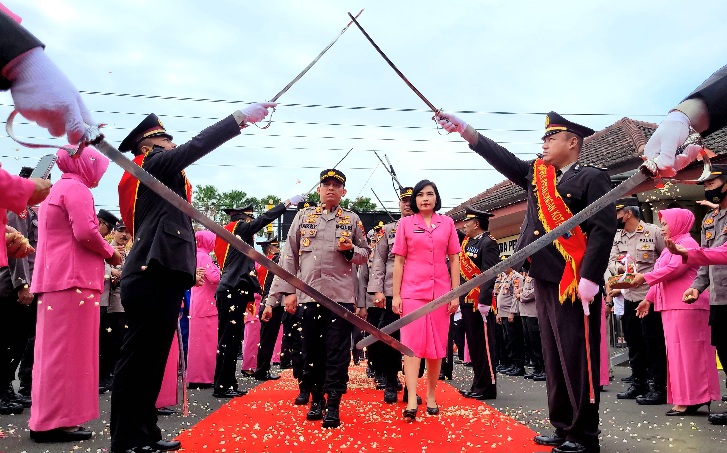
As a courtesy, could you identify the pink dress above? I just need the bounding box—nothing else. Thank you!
[156,335,180,408]
[29,147,114,431]
[392,213,460,359]
[600,297,610,387]
[643,209,720,406]
[241,293,262,371]
[187,231,220,384]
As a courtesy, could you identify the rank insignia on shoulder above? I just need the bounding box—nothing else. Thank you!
[489,234,496,241]
[706,231,714,240]
[315,207,322,214]
[644,230,650,237]
[336,208,343,217]
[723,226,727,235]
[636,225,644,232]
[705,217,714,226]
[302,238,311,247]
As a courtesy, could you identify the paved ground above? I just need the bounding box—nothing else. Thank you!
[1,359,725,453]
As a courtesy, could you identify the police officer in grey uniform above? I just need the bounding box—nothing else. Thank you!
[496,267,526,376]
[368,187,415,403]
[518,263,545,381]
[684,164,727,425]
[608,198,666,404]
[270,169,369,429]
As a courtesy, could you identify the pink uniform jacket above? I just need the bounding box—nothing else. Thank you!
[0,164,36,266]
[31,148,114,294]
[686,243,727,266]
[191,231,220,318]
[644,209,709,311]
[392,213,460,300]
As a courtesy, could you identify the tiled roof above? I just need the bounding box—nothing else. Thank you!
[447,119,727,220]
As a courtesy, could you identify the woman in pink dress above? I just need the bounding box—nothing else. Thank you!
[392,179,460,421]
[187,230,220,387]
[625,208,720,416]
[29,146,121,442]
[241,293,262,374]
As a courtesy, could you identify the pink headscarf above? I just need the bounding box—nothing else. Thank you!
[195,230,215,254]
[658,208,694,242]
[56,146,109,188]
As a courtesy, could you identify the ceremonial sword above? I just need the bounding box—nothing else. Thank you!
[357,134,706,349]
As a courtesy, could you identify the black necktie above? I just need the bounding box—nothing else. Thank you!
[555,169,562,178]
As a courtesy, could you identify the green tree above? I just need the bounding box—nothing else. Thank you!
[193,184,221,223]
[350,196,377,212]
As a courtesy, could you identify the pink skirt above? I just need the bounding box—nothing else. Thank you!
[241,319,261,371]
[600,300,610,387]
[156,335,179,408]
[400,298,449,359]
[271,325,283,364]
[661,309,720,405]
[187,315,217,384]
[29,288,100,431]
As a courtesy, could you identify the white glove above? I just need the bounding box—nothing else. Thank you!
[436,112,468,134]
[477,304,489,317]
[577,278,600,316]
[4,48,95,144]
[672,143,703,172]
[240,102,277,123]
[288,194,305,206]
[643,110,691,176]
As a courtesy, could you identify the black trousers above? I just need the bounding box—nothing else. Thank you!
[352,327,364,362]
[378,297,402,382]
[453,318,465,360]
[300,303,354,395]
[256,304,284,374]
[365,307,384,374]
[535,279,600,449]
[0,293,35,390]
[214,286,252,392]
[494,321,510,367]
[640,303,666,389]
[622,299,647,381]
[461,303,497,395]
[281,307,304,380]
[522,315,544,372]
[504,314,526,368]
[710,305,727,388]
[110,266,188,452]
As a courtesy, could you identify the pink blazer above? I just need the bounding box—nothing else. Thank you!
[0,165,35,266]
[190,231,220,318]
[31,148,114,294]
[644,235,709,312]
[392,213,460,300]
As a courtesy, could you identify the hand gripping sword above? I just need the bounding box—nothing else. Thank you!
[357,132,706,350]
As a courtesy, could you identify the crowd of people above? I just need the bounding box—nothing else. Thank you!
[2,4,727,453]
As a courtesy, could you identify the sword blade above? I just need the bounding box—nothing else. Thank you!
[357,169,649,349]
[347,12,439,113]
[270,9,364,102]
[92,139,414,357]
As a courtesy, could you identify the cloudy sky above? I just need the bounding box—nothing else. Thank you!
[2,0,726,217]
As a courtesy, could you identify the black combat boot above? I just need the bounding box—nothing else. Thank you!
[322,391,342,428]
[306,391,326,420]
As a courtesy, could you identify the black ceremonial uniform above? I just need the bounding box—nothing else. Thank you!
[469,112,616,450]
[459,225,500,398]
[213,203,287,394]
[685,64,727,135]
[255,244,285,380]
[111,114,241,453]
[0,12,44,90]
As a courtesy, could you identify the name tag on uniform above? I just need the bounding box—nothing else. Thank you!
[413,228,425,233]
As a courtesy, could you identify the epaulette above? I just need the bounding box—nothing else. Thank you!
[578,163,608,171]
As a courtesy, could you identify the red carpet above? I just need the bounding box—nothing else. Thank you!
[176,365,541,452]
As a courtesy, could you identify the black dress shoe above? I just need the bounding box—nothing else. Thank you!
[212,389,247,398]
[30,427,93,443]
[533,433,565,446]
[722,394,727,402]
[322,406,340,428]
[708,411,727,425]
[533,371,547,382]
[255,371,280,381]
[383,388,398,403]
[665,402,710,416]
[426,405,440,415]
[462,391,485,399]
[505,366,526,377]
[294,391,310,405]
[402,407,418,422]
[156,407,176,416]
[523,372,535,379]
[12,393,32,408]
[553,440,599,453]
[306,399,326,420]
[152,439,182,451]
[636,390,667,405]
[0,399,24,415]
[187,382,213,389]
[616,384,648,399]
[621,374,634,383]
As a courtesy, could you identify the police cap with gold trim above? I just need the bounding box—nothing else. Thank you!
[542,111,595,141]
[320,168,346,185]
[119,113,173,153]
[399,186,414,200]
[615,197,640,210]
[223,203,255,217]
[464,206,494,223]
[697,164,727,185]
